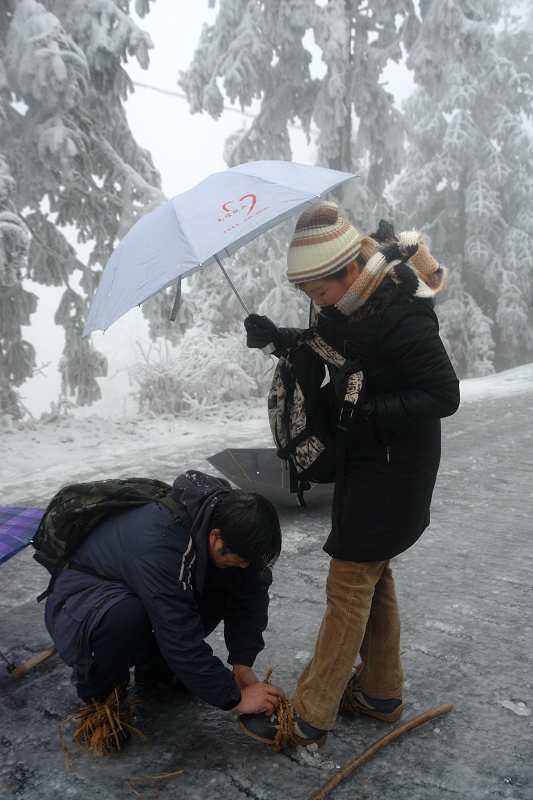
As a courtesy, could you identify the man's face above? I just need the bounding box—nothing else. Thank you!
[208,529,250,569]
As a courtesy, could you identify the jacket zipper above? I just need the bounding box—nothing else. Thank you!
[386,446,390,462]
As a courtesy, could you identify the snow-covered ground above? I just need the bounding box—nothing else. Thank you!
[3,361,532,507]
[1,363,532,799]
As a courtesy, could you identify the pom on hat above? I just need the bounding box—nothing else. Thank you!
[287,201,361,284]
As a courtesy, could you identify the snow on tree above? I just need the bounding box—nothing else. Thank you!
[437,260,495,377]
[131,326,259,416]
[173,0,420,400]
[393,0,533,376]
[181,0,418,226]
[0,0,165,417]
[0,208,35,416]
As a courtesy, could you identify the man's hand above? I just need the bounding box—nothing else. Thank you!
[232,664,259,690]
[233,681,286,715]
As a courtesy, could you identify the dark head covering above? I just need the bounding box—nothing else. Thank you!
[172,470,231,565]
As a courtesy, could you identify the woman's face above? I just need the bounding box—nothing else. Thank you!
[298,262,359,308]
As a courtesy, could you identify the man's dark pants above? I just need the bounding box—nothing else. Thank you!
[76,596,223,703]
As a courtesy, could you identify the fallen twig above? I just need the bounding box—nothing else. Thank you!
[10,644,57,679]
[128,770,184,799]
[308,701,454,800]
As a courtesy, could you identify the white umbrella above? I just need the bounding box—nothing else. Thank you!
[83,160,357,336]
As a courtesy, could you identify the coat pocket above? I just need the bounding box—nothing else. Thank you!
[55,592,111,668]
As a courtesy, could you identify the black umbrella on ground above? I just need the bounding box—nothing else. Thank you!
[206,448,334,508]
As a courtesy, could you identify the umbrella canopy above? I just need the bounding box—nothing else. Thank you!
[0,507,43,565]
[83,160,357,335]
[206,448,334,508]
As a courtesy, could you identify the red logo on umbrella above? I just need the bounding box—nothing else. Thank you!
[220,194,257,220]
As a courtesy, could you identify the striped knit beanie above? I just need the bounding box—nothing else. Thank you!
[287,201,361,284]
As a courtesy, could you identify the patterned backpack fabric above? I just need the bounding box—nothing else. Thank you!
[268,331,365,500]
[32,477,189,601]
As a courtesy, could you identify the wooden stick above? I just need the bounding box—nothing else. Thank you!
[308,701,454,800]
[10,644,57,679]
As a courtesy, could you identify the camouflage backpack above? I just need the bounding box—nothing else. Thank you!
[32,477,190,601]
[268,330,365,503]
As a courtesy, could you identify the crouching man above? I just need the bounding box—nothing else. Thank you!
[44,470,285,752]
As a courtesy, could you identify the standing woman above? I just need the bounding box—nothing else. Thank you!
[238,201,460,747]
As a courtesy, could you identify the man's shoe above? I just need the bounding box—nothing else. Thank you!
[341,674,403,722]
[238,703,328,750]
[134,647,187,691]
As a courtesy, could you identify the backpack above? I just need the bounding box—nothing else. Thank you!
[32,477,190,601]
[267,330,365,504]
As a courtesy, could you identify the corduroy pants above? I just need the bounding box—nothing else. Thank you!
[290,558,403,730]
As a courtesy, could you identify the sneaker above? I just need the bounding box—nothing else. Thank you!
[134,648,187,691]
[238,704,328,749]
[341,674,403,722]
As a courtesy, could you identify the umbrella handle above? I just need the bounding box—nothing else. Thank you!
[214,255,275,357]
[214,254,250,314]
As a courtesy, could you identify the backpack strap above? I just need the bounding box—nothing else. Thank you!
[158,495,192,530]
[306,332,365,525]
[304,331,346,369]
[37,494,191,602]
[286,462,312,507]
[334,403,351,524]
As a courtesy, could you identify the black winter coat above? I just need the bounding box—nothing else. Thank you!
[314,277,460,562]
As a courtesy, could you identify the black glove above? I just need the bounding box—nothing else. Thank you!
[244,314,284,351]
[369,219,397,244]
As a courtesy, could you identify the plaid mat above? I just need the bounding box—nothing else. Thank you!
[0,507,44,565]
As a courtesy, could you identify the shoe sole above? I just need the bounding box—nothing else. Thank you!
[237,717,328,747]
[354,703,404,722]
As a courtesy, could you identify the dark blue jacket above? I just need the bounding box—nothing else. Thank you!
[45,501,272,710]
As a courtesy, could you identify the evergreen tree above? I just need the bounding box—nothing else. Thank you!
[0,208,35,415]
[393,0,533,376]
[0,0,164,417]
[175,0,421,401]
[181,0,419,228]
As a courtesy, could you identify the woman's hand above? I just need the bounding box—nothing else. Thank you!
[243,314,282,350]
[233,681,286,715]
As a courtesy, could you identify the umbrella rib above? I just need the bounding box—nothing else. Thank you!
[227,450,254,483]
[171,199,250,314]
[84,163,358,334]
